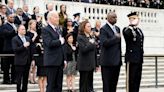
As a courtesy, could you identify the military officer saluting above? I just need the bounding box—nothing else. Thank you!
[123,12,144,92]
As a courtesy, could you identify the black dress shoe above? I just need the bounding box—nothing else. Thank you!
[11,81,16,84]
[2,81,11,84]
[67,89,72,92]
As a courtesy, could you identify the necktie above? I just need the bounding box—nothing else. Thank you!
[55,27,61,36]
[112,26,117,34]
[21,36,26,43]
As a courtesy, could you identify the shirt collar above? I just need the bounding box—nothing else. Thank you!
[48,23,56,30]
[107,21,115,29]
[18,34,25,38]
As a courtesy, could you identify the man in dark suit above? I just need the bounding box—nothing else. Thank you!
[22,5,31,29]
[44,3,53,21]
[100,12,122,92]
[6,0,16,16]
[14,8,25,27]
[2,14,17,84]
[123,12,144,92]
[12,25,31,92]
[73,13,80,44]
[42,11,66,92]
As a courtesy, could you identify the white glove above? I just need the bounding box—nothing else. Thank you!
[23,42,30,47]
[89,38,95,44]
[59,36,65,45]
[71,46,76,51]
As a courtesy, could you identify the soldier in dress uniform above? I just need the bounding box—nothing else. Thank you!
[123,12,144,92]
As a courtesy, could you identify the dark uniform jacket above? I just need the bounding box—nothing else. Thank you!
[123,25,144,64]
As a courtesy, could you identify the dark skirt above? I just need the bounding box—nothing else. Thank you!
[37,66,46,76]
[64,61,77,75]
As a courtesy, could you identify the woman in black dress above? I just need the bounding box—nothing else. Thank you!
[65,33,77,92]
[35,15,47,92]
[26,20,38,84]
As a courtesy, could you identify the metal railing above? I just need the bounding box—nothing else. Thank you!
[0,54,164,88]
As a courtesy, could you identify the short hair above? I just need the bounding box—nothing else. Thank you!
[47,10,58,21]
[17,24,25,31]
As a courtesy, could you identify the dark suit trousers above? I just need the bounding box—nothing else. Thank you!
[46,66,63,92]
[15,65,30,92]
[2,57,15,83]
[126,63,142,92]
[79,70,94,92]
[101,66,121,92]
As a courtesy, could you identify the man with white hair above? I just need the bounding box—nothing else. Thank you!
[42,11,65,92]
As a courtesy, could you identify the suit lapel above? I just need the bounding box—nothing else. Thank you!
[17,35,24,45]
[105,24,114,35]
[48,25,59,38]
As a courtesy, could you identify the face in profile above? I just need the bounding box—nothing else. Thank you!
[84,22,91,34]
[51,13,59,26]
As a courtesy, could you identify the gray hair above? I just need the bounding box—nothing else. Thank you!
[47,10,58,22]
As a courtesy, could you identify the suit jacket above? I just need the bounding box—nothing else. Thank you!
[12,35,31,65]
[77,34,97,71]
[65,43,76,62]
[2,22,17,53]
[44,11,49,21]
[42,25,65,66]
[6,7,16,16]
[100,23,122,66]
[22,12,31,29]
[123,25,144,63]
[14,16,22,27]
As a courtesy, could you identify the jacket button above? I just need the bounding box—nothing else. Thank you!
[130,50,132,52]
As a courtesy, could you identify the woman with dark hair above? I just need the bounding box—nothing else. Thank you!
[62,18,77,44]
[31,6,39,20]
[59,4,67,27]
[77,20,99,92]
[64,33,77,92]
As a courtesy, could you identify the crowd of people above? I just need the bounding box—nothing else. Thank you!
[62,0,164,9]
[0,0,144,92]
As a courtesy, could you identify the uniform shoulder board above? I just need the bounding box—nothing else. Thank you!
[124,26,133,32]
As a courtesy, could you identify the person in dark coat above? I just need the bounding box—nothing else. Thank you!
[26,20,38,84]
[64,33,77,92]
[2,14,17,84]
[123,12,144,92]
[14,8,24,27]
[41,11,66,92]
[31,6,39,20]
[6,0,16,16]
[12,25,31,92]
[77,20,99,92]
[44,3,53,21]
[22,5,31,30]
[100,12,122,92]
[0,4,7,54]
[72,13,80,44]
